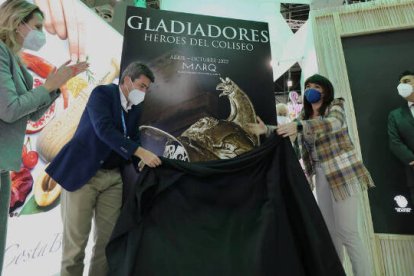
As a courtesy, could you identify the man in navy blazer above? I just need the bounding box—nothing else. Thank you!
[47,62,161,276]
[388,70,414,205]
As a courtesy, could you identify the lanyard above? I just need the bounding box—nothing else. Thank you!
[121,110,127,138]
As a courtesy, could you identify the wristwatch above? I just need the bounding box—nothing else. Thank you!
[296,121,303,132]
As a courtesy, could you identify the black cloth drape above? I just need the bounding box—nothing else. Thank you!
[107,135,345,276]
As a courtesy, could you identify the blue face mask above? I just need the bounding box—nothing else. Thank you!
[304,88,321,103]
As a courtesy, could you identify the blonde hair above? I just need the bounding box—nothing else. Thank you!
[0,0,43,52]
[276,103,289,117]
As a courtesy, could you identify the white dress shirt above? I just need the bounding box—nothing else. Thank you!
[119,86,132,112]
[409,101,414,118]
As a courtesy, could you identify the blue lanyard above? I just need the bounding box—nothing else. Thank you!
[121,110,127,138]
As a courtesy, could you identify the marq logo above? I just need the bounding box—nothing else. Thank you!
[394,195,411,213]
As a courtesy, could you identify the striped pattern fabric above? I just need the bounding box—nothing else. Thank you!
[298,99,375,200]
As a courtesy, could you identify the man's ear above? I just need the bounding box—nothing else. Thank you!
[124,76,131,84]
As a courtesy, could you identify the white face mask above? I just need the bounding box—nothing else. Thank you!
[21,24,46,51]
[397,83,413,98]
[127,78,146,105]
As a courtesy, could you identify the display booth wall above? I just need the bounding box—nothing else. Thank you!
[311,0,414,275]
[342,28,414,235]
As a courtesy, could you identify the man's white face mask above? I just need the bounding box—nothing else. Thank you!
[127,78,146,105]
[397,83,413,98]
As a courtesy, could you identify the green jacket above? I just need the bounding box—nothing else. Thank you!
[388,105,414,165]
[0,41,59,171]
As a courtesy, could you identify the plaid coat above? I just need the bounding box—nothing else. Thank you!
[298,99,374,200]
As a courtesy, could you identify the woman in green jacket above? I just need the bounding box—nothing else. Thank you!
[0,1,88,273]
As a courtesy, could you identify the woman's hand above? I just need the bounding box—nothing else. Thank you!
[276,122,298,137]
[247,116,268,136]
[35,0,86,62]
[43,60,89,92]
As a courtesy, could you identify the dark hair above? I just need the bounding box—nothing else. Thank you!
[120,62,155,84]
[303,74,334,119]
[399,70,414,81]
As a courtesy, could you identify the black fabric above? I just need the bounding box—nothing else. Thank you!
[107,135,345,276]
[120,161,141,204]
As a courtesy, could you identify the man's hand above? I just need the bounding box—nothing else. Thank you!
[409,161,414,166]
[134,147,162,171]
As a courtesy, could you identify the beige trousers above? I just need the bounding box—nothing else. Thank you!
[315,165,371,276]
[60,169,123,276]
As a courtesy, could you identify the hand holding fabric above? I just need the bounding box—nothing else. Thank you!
[276,122,297,138]
[247,116,268,136]
[135,147,162,170]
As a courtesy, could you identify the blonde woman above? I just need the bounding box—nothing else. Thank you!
[0,1,88,272]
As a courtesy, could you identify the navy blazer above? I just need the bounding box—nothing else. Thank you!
[46,84,142,191]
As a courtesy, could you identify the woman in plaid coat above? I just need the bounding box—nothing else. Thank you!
[249,74,374,276]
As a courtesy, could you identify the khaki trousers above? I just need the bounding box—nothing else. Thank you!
[60,169,123,276]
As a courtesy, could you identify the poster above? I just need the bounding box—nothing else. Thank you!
[120,7,276,162]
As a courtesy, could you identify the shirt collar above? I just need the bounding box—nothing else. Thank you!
[408,101,414,108]
[119,86,132,112]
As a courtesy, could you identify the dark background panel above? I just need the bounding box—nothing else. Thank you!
[342,29,414,234]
